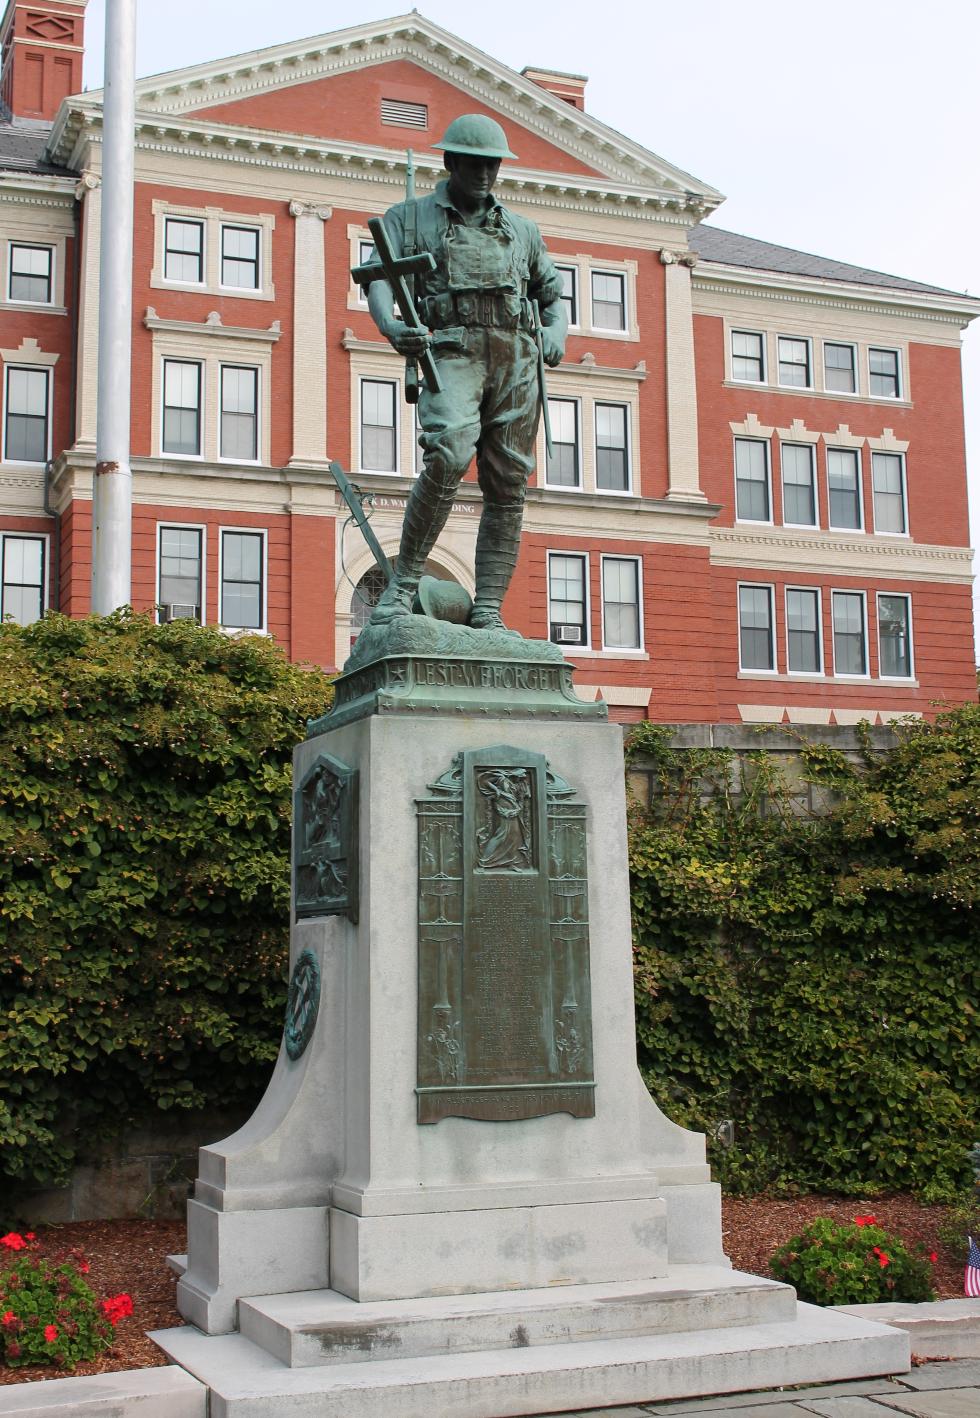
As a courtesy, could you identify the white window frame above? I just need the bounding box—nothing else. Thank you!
[823,340,859,396]
[218,526,268,634]
[355,237,375,307]
[826,446,865,532]
[784,585,824,677]
[594,400,632,496]
[871,451,908,537]
[730,329,767,384]
[2,231,68,312]
[734,436,772,525]
[589,267,629,335]
[831,589,869,678]
[218,363,261,465]
[358,376,401,475]
[1,530,49,623]
[8,242,55,306]
[156,522,207,625]
[876,591,915,681]
[160,357,204,461]
[868,346,903,400]
[545,395,582,491]
[2,363,52,465]
[547,549,591,650]
[162,216,206,288]
[545,254,638,341]
[554,263,579,330]
[777,334,813,390]
[219,222,263,294]
[151,201,276,301]
[599,553,643,653]
[780,442,818,528]
[737,582,777,674]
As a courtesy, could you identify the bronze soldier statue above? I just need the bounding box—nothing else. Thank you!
[360,114,567,633]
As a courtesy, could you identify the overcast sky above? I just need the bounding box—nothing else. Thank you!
[81,0,980,659]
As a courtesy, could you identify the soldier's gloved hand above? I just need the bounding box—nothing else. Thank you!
[540,327,564,368]
[382,319,432,358]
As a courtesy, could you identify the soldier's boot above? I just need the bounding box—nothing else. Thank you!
[368,474,457,627]
[469,501,524,634]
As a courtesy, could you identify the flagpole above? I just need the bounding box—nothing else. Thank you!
[91,0,137,614]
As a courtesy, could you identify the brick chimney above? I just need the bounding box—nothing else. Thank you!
[520,66,587,111]
[0,0,86,122]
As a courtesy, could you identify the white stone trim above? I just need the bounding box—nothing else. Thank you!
[866,427,910,453]
[534,372,640,498]
[343,342,420,478]
[73,173,101,448]
[729,412,774,439]
[144,309,281,342]
[719,315,914,402]
[150,199,276,301]
[661,252,703,499]
[775,417,820,444]
[0,336,60,367]
[287,201,332,469]
[709,526,972,584]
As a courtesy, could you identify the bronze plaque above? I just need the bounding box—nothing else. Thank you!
[417,747,595,1123]
[294,752,359,922]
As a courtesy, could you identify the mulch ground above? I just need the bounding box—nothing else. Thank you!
[0,1197,968,1384]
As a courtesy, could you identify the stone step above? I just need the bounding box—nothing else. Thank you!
[150,1301,909,1418]
[238,1267,794,1368]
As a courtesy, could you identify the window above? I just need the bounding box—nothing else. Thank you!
[9,243,52,303]
[1,533,44,623]
[824,342,856,394]
[786,588,822,674]
[357,239,375,305]
[360,379,397,472]
[158,526,203,621]
[731,330,765,383]
[871,452,906,534]
[591,271,626,331]
[220,366,258,461]
[556,266,578,327]
[162,360,202,456]
[546,398,580,487]
[601,556,641,650]
[4,366,49,462]
[350,564,387,647]
[220,530,264,630]
[778,336,811,388]
[827,447,862,530]
[548,552,588,646]
[832,591,867,676]
[869,347,901,399]
[738,584,775,671]
[414,403,424,476]
[220,225,259,290]
[734,438,770,522]
[878,593,912,678]
[781,443,816,526]
[164,218,204,284]
[595,403,629,491]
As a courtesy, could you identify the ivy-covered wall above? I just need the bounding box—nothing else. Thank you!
[628,711,979,1201]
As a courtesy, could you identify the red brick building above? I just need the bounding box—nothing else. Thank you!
[0,2,976,723]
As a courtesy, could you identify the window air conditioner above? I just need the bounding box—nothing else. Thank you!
[553,624,583,644]
[160,603,199,622]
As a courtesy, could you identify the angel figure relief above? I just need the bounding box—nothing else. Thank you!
[476,768,532,870]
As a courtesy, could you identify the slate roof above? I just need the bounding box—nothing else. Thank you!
[0,116,70,175]
[689,224,966,300]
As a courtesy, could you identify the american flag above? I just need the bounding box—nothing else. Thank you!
[966,1235,980,1299]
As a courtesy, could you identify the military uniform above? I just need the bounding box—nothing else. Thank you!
[363,164,565,629]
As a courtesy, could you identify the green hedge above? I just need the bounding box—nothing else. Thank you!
[0,613,331,1194]
[628,709,980,1200]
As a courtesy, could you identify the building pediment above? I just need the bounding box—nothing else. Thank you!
[55,11,721,208]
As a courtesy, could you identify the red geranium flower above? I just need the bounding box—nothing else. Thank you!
[930,1251,938,1263]
[853,1215,878,1227]
[44,1323,58,1343]
[1,1310,16,1327]
[872,1246,890,1268]
[0,1233,26,1251]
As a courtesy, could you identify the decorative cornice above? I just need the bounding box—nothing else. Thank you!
[77,13,721,206]
[144,308,282,341]
[340,330,648,382]
[693,262,980,326]
[660,249,698,267]
[0,177,75,208]
[710,526,974,583]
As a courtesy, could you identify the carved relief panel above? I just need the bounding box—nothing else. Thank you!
[294,752,358,922]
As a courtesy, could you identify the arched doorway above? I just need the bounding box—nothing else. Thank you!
[349,560,462,650]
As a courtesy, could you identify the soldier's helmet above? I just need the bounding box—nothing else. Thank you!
[434,114,517,161]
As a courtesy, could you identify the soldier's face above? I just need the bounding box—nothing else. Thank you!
[446,154,501,206]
